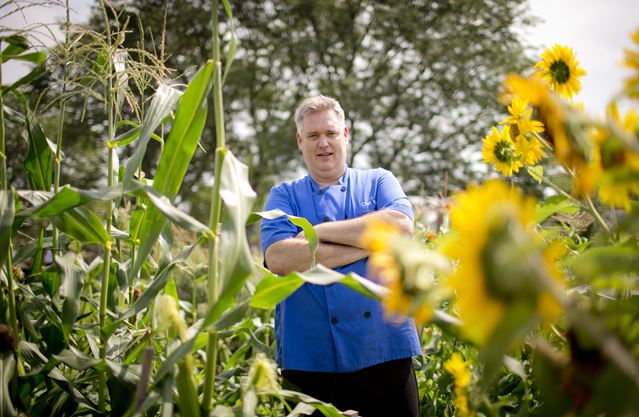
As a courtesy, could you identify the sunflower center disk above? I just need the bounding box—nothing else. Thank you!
[495,140,517,163]
[550,60,571,84]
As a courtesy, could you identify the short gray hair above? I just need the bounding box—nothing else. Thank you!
[294,95,345,132]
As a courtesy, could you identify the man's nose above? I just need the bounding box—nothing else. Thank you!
[317,135,330,147]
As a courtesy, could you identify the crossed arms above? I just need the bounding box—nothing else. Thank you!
[265,209,413,275]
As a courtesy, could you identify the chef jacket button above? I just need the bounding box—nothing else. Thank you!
[331,317,338,325]
[364,311,371,318]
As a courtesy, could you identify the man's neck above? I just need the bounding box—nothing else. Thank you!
[310,168,346,188]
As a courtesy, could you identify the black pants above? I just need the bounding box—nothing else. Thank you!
[282,358,419,417]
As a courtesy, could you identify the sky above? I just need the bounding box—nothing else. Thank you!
[1,0,637,116]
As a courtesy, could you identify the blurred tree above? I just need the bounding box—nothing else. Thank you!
[9,0,536,219]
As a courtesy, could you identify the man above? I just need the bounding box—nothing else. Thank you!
[260,95,420,417]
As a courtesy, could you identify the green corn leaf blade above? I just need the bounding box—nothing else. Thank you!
[160,374,175,417]
[107,237,203,332]
[0,190,15,267]
[50,206,110,245]
[17,282,64,330]
[48,366,99,411]
[249,209,318,261]
[55,252,86,338]
[1,353,17,417]
[205,151,256,326]
[23,111,53,191]
[298,264,386,300]
[12,233,73,265]
[214,300,250,330]
[128,62,214,281]
[129,205,145,242]
[2,62,47,94]
[54,347,106,371]
[535,194,580,224]
[18,341,49,374]
[279,389,343,417]
[249,273,304,309]
[110,120,166,148]
[23,183,207,233]
[123,84,181,187]
[165,277,178,301]
[176,361,201,417]
[0,34,28,62]
[133,184,208,233]
[152,61,214,199]
[6,51,46,64]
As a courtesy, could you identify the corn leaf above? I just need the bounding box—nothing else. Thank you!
[249,273,304,309]
[55,252,86,338]
[106,237,203,332]
[2,62,47,94]
[0,34,28,62]
[128,61,214,281]
[123,84,181,187]
[249,209,318,263]
[250,264,385,310]
[23,111,53,191]
[24,184,207,234]
[216,151,256,311]
[50,206,110,245]
[0,190,14,267]
[0,353,17,417]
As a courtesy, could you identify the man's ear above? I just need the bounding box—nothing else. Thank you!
[344,126,349,143]
[296,132,303,150]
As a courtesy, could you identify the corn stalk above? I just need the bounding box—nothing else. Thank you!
[202,0,227,411]
[98,0,116,411]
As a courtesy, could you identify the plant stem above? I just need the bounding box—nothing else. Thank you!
[202,0,227,411]
[51,0,71,261]
[0,42,24,377]
[98,0,115,411]
[584,194,610,232]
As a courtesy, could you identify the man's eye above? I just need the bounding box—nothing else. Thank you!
[327,132,337,137]
[308,134,318,139]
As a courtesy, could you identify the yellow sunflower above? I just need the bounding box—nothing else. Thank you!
[534,44,587,99]
[589,103,639,210]
[361,219,447,326]
[443,180,564,346]
[482,126,523,176]
[499,97,546,165]
[444,353,473,417]
[624,28,639,98]
[504,75,590,169]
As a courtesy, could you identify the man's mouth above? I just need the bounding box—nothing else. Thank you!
[317,152,333,157]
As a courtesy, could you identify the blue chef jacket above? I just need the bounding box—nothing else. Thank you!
[260,166,421,372]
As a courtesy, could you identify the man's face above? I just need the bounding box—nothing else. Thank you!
[296,110,349,184]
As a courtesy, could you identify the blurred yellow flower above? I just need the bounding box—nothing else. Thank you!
[534,44,587,99]
[578,103,639,210]
[624,28,639,98]
[482,126,523,176]
[444,353,473,417]
[443,180,565,346]
[362,218,450,327]
[504,75,590,169]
